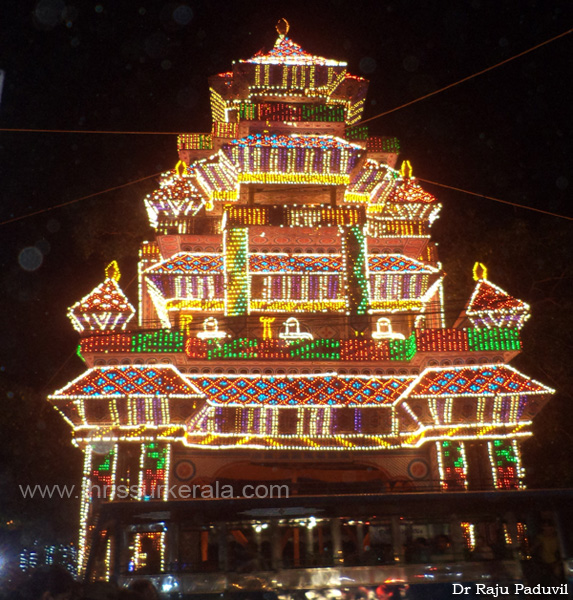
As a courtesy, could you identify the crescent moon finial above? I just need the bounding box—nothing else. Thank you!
[276,18,289,38]
[473,262,488,281]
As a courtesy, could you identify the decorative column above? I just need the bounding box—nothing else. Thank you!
[488,439,524,489]
[224,227,249,316]
[343,224,369,332]
[138,442,171,500]
[436,440,468,490]
[77,444,118,575]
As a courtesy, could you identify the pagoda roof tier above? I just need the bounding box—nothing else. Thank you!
[50,365,204,399]
[242,36,346,67]
[150,166,441,238]
[465,278,530,330]
[145,252,224,275]
[139,248,441,326]
[406,364,552,398]
[52,365,552,404]
[144,151,442,226]
[388,176,437,204]
[144,169,206,228]
[51,364,552,449]
[209,29,368,125]
[189,374,414,406]
[221,134,365,186]
[468,279,529,313]
[193,157,238,201]
[143,253,226,327]
[367,254,440,274]
[345,159,395,205]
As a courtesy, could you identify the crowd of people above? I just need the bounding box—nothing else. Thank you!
[0,566,160,600]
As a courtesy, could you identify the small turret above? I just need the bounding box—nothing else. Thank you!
[456,262,530,330]
[67,261,135,332]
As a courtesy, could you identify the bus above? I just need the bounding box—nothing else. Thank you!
[85,489,573,599]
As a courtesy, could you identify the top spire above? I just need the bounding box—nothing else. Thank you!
[276,18,289,38]
[105,260,121,282]
[241,22,346,66]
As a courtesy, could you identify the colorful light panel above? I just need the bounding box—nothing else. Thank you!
[51,365,202,398]
[191,374,412,406]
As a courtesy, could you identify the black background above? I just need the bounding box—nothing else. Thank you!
[0,0,572,544]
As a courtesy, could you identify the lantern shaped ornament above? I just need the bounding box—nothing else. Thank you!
[279,317,314,342]
[197,317,227,340]
[372,317,405,340]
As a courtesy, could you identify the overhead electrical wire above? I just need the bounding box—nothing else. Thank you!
[24,30,570,392]
[355,26,573,126]
[1,26,571,137]
[418,178,573,222]
[0,172,162,227]
[2,170,571,227]
[0,127,185,135]
[1,25,572,229]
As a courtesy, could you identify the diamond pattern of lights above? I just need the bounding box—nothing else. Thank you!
[145,253,223,274]
[52,365,202,398]
[368,255,439,273]
[249,254,342,273]
[408,365,552,398]
[191,374,412,406]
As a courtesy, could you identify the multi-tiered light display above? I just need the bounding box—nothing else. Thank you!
[49,20,555,572]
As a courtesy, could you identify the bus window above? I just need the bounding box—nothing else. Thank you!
[179,525,219,572]
[307,518,332,567]
[121,525,166,575]
[400,519,455,563]
[277,517,335,568]
[340,520,360,565]
[227,521,272,572]
[363,520,394,565]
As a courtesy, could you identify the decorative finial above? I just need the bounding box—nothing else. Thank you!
[174,160,188,177]
[400,160,413,180]
[473,262,488,281]
[105,260,121,282]
[276,18,289,38]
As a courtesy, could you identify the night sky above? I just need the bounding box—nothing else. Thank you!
[1,0,572,544]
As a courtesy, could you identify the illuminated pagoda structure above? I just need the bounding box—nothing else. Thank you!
[49,21,554,569]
